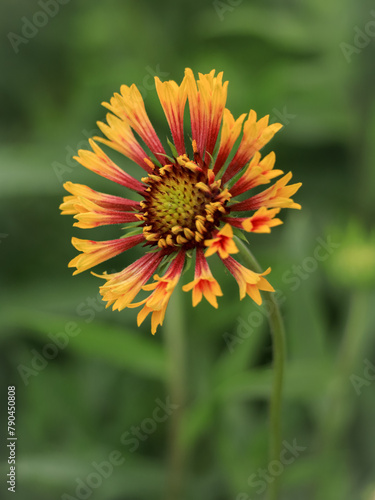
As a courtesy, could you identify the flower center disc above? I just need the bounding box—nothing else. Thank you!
[141,158,230,249]
[149,170,207,229]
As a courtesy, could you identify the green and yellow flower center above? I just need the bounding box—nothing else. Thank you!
[140,155,231,249]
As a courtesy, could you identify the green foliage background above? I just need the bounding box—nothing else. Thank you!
[1,0,375,499]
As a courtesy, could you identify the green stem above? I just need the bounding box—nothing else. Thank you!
[164,287,187,500]
[235,237,286,500]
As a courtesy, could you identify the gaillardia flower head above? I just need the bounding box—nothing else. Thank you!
[60,69,301,334]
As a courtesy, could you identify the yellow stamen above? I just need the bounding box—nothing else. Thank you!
[183,228,195,239]
[176,235,188,244]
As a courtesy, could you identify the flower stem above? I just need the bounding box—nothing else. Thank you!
[164,287,187,500]
[235,237,286,500]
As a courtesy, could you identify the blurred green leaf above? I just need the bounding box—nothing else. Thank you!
[6,309,167,380]
[215,359,333,402]
[181,397,216,454]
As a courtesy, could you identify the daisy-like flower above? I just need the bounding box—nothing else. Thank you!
[60,68,301,334]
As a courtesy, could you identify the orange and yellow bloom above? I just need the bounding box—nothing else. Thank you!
[60,68,301,334]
